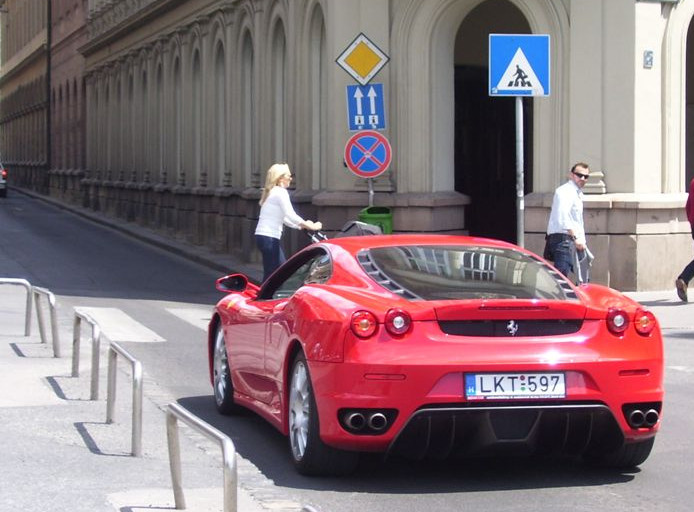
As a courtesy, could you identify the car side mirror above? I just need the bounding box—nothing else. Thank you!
[215,274,249,293]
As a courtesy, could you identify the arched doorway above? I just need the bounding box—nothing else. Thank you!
[454,0,533,243]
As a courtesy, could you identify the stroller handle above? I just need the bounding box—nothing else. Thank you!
[305,229,328,243]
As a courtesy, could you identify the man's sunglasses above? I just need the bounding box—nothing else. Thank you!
[572,171,589,180]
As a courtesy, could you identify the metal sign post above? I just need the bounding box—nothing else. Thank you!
[515,96,525,247]
[489,33,550,247]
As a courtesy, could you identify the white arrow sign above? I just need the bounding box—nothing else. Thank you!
[346,83,386,131]
[354,87,364,115]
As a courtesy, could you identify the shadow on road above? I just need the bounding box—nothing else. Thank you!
[176,395,637,495]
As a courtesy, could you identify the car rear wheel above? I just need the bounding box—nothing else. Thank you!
[288,352,359,476]
[212,324,241,415]
[586,437,655,468]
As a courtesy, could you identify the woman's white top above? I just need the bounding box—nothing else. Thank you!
[254,186,304,239]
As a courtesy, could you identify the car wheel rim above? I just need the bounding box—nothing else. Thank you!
[213,328,228,405]
[289,360,310,460]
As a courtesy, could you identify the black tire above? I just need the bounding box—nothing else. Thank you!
[212,323,241,414]
[288,352,359,476]
[586,437,655,468]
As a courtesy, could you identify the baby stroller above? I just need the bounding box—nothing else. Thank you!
[335,220,382,237]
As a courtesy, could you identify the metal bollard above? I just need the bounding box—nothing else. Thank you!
[72,309,102,400]
[166,403,237,512]
[106,341,143,457]
[0,277,33,335]
[32,286,61,357]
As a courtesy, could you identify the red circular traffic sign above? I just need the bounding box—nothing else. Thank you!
[344,130,392,178]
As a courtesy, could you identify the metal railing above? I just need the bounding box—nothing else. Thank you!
[0,277,33,335]
[166,403,237,512]
[32,286,61,357]
[106,341,143,457]
[72,308,102,400]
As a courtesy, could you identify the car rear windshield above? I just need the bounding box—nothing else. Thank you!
[360,245,573,301]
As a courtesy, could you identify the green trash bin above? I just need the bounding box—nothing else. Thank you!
[358,206,393,234]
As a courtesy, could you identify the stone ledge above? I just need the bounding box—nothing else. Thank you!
[313,190,469,207]
[526,191,687,209]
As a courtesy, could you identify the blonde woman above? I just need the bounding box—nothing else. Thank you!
[255,163,322,281]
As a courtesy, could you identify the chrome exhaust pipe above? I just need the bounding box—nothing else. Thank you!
[344,412,366,431]
[367,412,388,431]
[644,409,659,428]
[628,409,645,428]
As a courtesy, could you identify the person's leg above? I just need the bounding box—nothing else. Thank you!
[676,259,694,302]
[256,235,281,281]
[551,239,574,278]
[679,259,694,283]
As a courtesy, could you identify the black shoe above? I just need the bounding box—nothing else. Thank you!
[676,278,688,302]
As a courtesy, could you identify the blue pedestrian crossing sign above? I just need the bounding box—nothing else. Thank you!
[489,34,550,97]
[346,83,386,131]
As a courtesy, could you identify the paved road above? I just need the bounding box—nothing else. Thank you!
[2,190,694,512]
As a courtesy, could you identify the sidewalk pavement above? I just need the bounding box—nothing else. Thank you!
[0,283,293,512]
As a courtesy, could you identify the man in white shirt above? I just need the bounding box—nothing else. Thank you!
[543,162,590,278]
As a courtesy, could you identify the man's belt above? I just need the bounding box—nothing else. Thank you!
[546,233,575,242]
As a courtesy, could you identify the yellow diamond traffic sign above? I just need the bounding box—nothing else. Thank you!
[336,33,389,86]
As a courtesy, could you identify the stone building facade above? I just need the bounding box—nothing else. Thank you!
[49,0,88,206]
[3,0,694,291]
[0,0,50,191]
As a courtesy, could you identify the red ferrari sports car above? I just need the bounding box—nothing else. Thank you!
[208,234,663,476]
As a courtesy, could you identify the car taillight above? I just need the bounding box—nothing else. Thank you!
[351,310,378,338]
[384,308,411,336]
[1,169,6,178]
[606,307,629,335]
[633,308,656,335]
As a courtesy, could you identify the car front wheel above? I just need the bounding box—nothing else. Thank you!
[288,352,359,476]
[212,324,240,414]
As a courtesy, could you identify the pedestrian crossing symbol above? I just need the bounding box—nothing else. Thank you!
[496,48,543,94]
[489,34,550,97]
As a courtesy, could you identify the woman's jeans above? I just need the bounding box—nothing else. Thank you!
[256,235,286,282]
